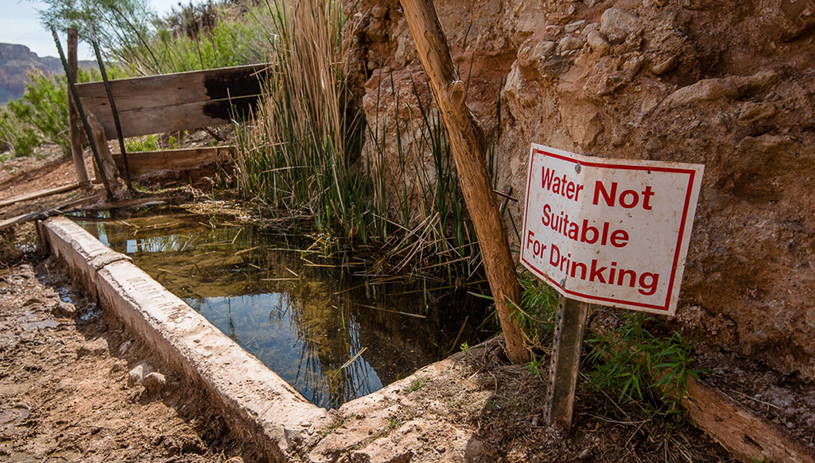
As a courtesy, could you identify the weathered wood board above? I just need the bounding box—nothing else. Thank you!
[76,64,266,139]
[111,146,233,177]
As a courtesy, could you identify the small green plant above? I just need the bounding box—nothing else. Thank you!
[515,271,559,349]
[585,313,707,415]
[126,134,160,152]
[524,353,547,379]
[459,341,471,354]
[405,377,428,393]
[388,417,403,430]
[320,418,346,437]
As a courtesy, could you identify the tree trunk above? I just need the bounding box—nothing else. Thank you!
[399,0,530,364]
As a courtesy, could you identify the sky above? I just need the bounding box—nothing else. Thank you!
[0,0,176,60]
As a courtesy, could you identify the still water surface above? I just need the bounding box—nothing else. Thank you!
[71,207,492,409]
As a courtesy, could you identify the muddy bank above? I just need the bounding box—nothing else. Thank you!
[0,234,242,461]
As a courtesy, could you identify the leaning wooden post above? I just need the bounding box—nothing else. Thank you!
[400,0,530,364]
[67,28,91,191]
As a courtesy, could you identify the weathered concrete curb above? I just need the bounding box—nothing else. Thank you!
[39,216,333,461]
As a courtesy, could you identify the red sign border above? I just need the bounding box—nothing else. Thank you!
[520,147,700,314]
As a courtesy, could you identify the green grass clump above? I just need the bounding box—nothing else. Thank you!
[585,313,707,415]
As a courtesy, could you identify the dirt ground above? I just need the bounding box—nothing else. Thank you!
[0,151,245,462]
[0,151,812,462]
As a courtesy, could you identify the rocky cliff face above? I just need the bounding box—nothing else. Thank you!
[345,0,815,380]
[0,43,63,104]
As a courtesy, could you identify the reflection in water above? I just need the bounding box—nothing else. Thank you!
[71,207,492,409]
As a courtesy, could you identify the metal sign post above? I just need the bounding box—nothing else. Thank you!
[521,143,704,430]
[544,295,589,431]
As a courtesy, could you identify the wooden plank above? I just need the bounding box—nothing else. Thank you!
[0,184,80,209]
[76,64,266,112]
[0,193,103,231]
[90,95,260,139]
[544,296,590,431]
[400,0,530,363]
[111,146,233,177]
[675,378,815,463]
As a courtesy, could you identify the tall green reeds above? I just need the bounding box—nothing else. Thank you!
[363,72,479,281]
[235,1,504,285]
[234,0,367,241]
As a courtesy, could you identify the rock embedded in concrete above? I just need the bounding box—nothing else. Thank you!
[587,30,611,54]
[738,102,777,124]
[665,78,738,107]
[559,36,586,54]
[564,20,586,33]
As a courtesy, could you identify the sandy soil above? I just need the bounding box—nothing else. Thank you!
[0,250,244,462]
[0,151,245,462]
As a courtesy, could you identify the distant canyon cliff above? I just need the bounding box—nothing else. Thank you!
[0,43,63,104]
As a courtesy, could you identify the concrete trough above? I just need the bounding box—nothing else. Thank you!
[39,216,333,461]
[39,215,485,462]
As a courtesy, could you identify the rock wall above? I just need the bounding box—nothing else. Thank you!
[344,0,815,380]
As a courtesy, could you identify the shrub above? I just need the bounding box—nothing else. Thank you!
[0,70,70,157]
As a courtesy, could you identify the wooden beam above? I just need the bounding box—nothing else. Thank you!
[67,28,90,190]
[0,184,80,209]
[76,64,266,107]
[675,378,815,463]
[400,0,529,363]
[111,146,233,177]
[0,194,103,232]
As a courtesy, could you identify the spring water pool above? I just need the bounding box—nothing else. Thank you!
[70,207,492,409]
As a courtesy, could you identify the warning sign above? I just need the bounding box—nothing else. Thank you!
[520,144,704,315]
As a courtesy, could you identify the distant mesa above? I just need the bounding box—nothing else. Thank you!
[0,42,93,105]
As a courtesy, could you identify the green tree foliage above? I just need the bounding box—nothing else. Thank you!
[39,0,271,75]
[38,0,160,73]
[0,67,105,158]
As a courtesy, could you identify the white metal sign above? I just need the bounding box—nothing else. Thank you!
[520,144,704,315]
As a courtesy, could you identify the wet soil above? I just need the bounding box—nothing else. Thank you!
[0,232,246,461]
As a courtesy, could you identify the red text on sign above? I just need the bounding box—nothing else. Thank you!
[593,181,655,210]
[542,167,585,201]
[549,244,660,296]
[541,204,629,248]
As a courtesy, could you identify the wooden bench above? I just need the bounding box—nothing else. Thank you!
[73,64,265,182]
